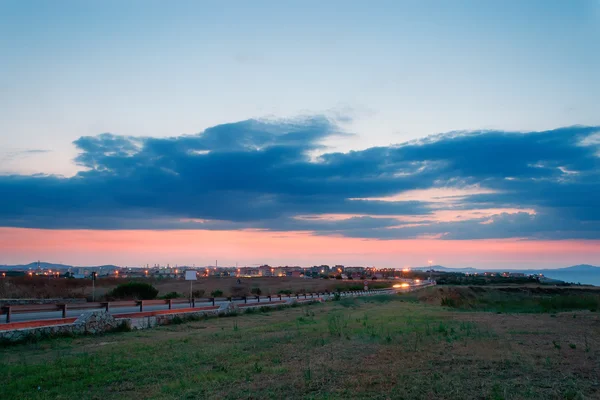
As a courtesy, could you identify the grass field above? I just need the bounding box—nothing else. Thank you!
[2,288,600,399]
[405,285,600,314]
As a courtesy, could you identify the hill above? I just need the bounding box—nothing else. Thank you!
[0,261,119,271]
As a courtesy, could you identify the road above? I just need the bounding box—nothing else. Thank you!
[1,283,432,324]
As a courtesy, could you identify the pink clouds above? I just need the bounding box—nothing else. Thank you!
[1,228,598,270]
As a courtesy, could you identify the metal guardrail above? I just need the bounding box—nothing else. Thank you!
[0,284,433,323]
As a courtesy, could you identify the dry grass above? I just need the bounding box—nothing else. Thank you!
[1,276,391,299]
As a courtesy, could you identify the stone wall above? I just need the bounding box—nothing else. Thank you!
[0,311,121,343]
[127,307,222,330]
[0,321,84,343]
[75,311,120,334]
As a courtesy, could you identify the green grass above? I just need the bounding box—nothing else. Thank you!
[408,286,600,313]
[0,294,597,399]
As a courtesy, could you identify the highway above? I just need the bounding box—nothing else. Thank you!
[1,284,432,325]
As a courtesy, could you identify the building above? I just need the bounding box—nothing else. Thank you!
[258,265,274,276]
[345,266,366,274]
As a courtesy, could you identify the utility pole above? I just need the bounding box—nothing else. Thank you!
[91,271,97,301]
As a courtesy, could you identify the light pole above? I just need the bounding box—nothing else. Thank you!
[428,260,433,281]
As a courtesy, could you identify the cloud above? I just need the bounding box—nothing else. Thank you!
[0,118,599,240]
[0,149,50,164]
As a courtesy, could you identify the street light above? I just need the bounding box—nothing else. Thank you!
[428,260,433,281]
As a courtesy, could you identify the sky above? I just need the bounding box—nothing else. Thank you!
[1,1,599,269]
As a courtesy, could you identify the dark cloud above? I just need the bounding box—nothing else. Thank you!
[0,118,599,240]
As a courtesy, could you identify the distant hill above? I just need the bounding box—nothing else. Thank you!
[557,264,600,271]
[0,262,119,271]
[410,264,600,273]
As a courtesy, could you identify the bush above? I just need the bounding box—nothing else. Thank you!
[160,291,182,299]
[211,289,223,297]
[230,286,248,297]
[441,297,457,308]
[278,289,292,295]
[340,285,364,291]
[192,289,205,298]
[107,282,158,300]
[251,287,262,295]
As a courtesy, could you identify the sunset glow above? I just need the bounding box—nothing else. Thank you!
[1,228,598,269]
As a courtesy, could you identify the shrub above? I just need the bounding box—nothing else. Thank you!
[211,289,223,297]
[192,289,205,298]
[441,297,457,308]
[107,282,158,300]
[160,291,182,299]
[230,286,248,297]
[250,287,262,295]
[113,321,132,332]
[342,285,364,291]
[278,289,292,295]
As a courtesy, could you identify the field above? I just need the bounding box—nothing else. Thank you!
[0,276,392,300]
[2,286,600,399]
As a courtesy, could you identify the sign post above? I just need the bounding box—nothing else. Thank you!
[364,279,369,291]
[185,270,197,306]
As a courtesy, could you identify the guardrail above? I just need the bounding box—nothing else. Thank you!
[0,283,434,323]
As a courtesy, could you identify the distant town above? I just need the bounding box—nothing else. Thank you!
[0,261,546,281]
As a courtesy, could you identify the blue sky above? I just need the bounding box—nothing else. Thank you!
[1,1,599,175]
[0,1,599,267]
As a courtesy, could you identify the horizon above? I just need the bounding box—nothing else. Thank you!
[2,259,599,272]
[1,1,599,268]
